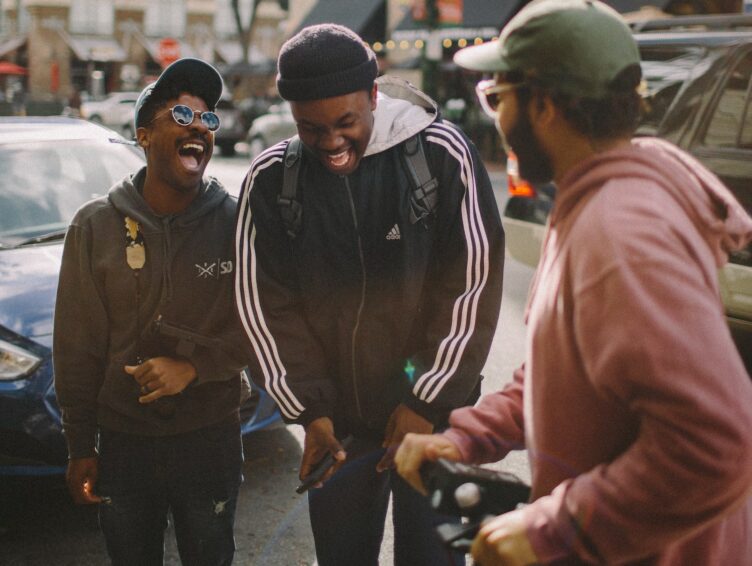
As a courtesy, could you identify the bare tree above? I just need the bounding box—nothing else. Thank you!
[231,0,261,63]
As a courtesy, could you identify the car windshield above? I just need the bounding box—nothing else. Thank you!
[637,45,704,135]
[0,139,144,247]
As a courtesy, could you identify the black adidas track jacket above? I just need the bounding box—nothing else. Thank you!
[235,83,504,437]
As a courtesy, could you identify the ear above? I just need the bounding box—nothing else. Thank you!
[528,92,556,129]
[136,127,149,149]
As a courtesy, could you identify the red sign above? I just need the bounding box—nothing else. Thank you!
[157,38,181,68]
[412,0,463,25]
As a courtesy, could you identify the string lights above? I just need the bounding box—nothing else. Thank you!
[366,36,496,53]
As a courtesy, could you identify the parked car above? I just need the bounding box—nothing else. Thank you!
[502,14,752,372]
[79,91,139,139]
[246,101,297,158]
[236,96,276,132]
[214,96,246,156]
[0,117,280,476]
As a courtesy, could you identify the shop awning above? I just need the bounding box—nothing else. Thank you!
[60,33,126,62]
[214,40,271,66]
[391,0,518,42]
[0,35,27,59]
[0,60,26,76]
[294,0,385,41]
[214,40,275,75]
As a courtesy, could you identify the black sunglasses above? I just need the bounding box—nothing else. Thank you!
[150,104,221,132]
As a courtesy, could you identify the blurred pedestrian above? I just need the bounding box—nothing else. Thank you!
[54,58,250,565]
[234,24,504,566]
[66,88,82,117]
[395,1,752,564]
[10,82,25,116]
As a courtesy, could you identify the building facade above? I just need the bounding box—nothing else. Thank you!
[0,0,740,109]
[0,0,285,105]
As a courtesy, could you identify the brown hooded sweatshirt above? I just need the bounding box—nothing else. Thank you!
[444,137,752,564]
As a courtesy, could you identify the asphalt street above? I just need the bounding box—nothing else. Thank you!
[0,151,535,566]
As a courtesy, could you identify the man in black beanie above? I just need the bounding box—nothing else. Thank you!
[235,24,504,565]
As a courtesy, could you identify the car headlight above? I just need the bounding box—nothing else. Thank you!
[0,338,42,380]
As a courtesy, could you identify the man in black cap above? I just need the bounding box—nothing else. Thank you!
[55,58,251,565]
[234,24,504,565]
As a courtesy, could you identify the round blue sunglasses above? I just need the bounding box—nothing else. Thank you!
[150,104,221,132]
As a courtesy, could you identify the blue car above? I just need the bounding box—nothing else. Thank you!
[0,117,280,476]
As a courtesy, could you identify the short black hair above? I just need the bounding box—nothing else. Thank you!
[136,76,215,129]
[520,65,643,140]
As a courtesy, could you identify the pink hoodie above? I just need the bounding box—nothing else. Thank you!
[444,138,752,564]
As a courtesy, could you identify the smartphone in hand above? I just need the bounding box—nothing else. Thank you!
[296,435,354,494]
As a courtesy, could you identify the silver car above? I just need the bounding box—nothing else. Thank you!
[79,91,139,138]
[246,102,297,158]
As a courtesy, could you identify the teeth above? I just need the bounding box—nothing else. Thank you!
[329,150,349,167]
[182,143,204,153]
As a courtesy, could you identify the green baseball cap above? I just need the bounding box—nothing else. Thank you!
[454,0,640,98]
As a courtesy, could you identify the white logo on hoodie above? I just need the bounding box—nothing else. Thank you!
[196,259,234,279]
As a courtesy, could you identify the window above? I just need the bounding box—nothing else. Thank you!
[637,46,702,136]
[70,0,114,35]
[0,139,144,243]
[145,0,186,38]
[703,51,752,149]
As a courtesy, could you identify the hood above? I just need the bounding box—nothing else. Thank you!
[0,244,62,340]
[107,167,231,230]
[364,75,438,157]
[555,137,752,268]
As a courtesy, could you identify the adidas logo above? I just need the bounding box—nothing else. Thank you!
[386,224,401,240]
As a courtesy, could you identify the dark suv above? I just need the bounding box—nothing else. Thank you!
[214,97,246,156]
[503,14,752,371]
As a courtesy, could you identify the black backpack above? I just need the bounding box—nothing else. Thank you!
[276,134,438,239]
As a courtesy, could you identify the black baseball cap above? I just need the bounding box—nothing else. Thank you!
[134,58,223,130]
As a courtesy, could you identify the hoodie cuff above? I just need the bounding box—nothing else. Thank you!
[520,482,581,564]
[64,424,98,460]
[441,427,478,462]
[295,403,333,428]
[188,354,210,385]
[403,395,444,426]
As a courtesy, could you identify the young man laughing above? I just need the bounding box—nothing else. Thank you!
[235,24,504,566]
[55,58,250,565]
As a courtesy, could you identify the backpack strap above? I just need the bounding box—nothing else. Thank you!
[277,136,303,239]
[278,134,438,238]
[402,133,438,229]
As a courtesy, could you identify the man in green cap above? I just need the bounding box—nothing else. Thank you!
[395,0,752,564]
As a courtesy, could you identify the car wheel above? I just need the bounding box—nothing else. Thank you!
[89,115,103,124]
[248,136,267,158]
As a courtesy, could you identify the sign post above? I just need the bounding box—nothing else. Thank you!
[157,38,181,68]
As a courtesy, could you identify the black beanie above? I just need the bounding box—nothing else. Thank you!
[277,24,378,101]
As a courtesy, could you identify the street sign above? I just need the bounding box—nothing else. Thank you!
[157,38,181,68]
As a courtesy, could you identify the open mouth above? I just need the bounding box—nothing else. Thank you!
[177,141,206,171]
[324,148,353,172]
